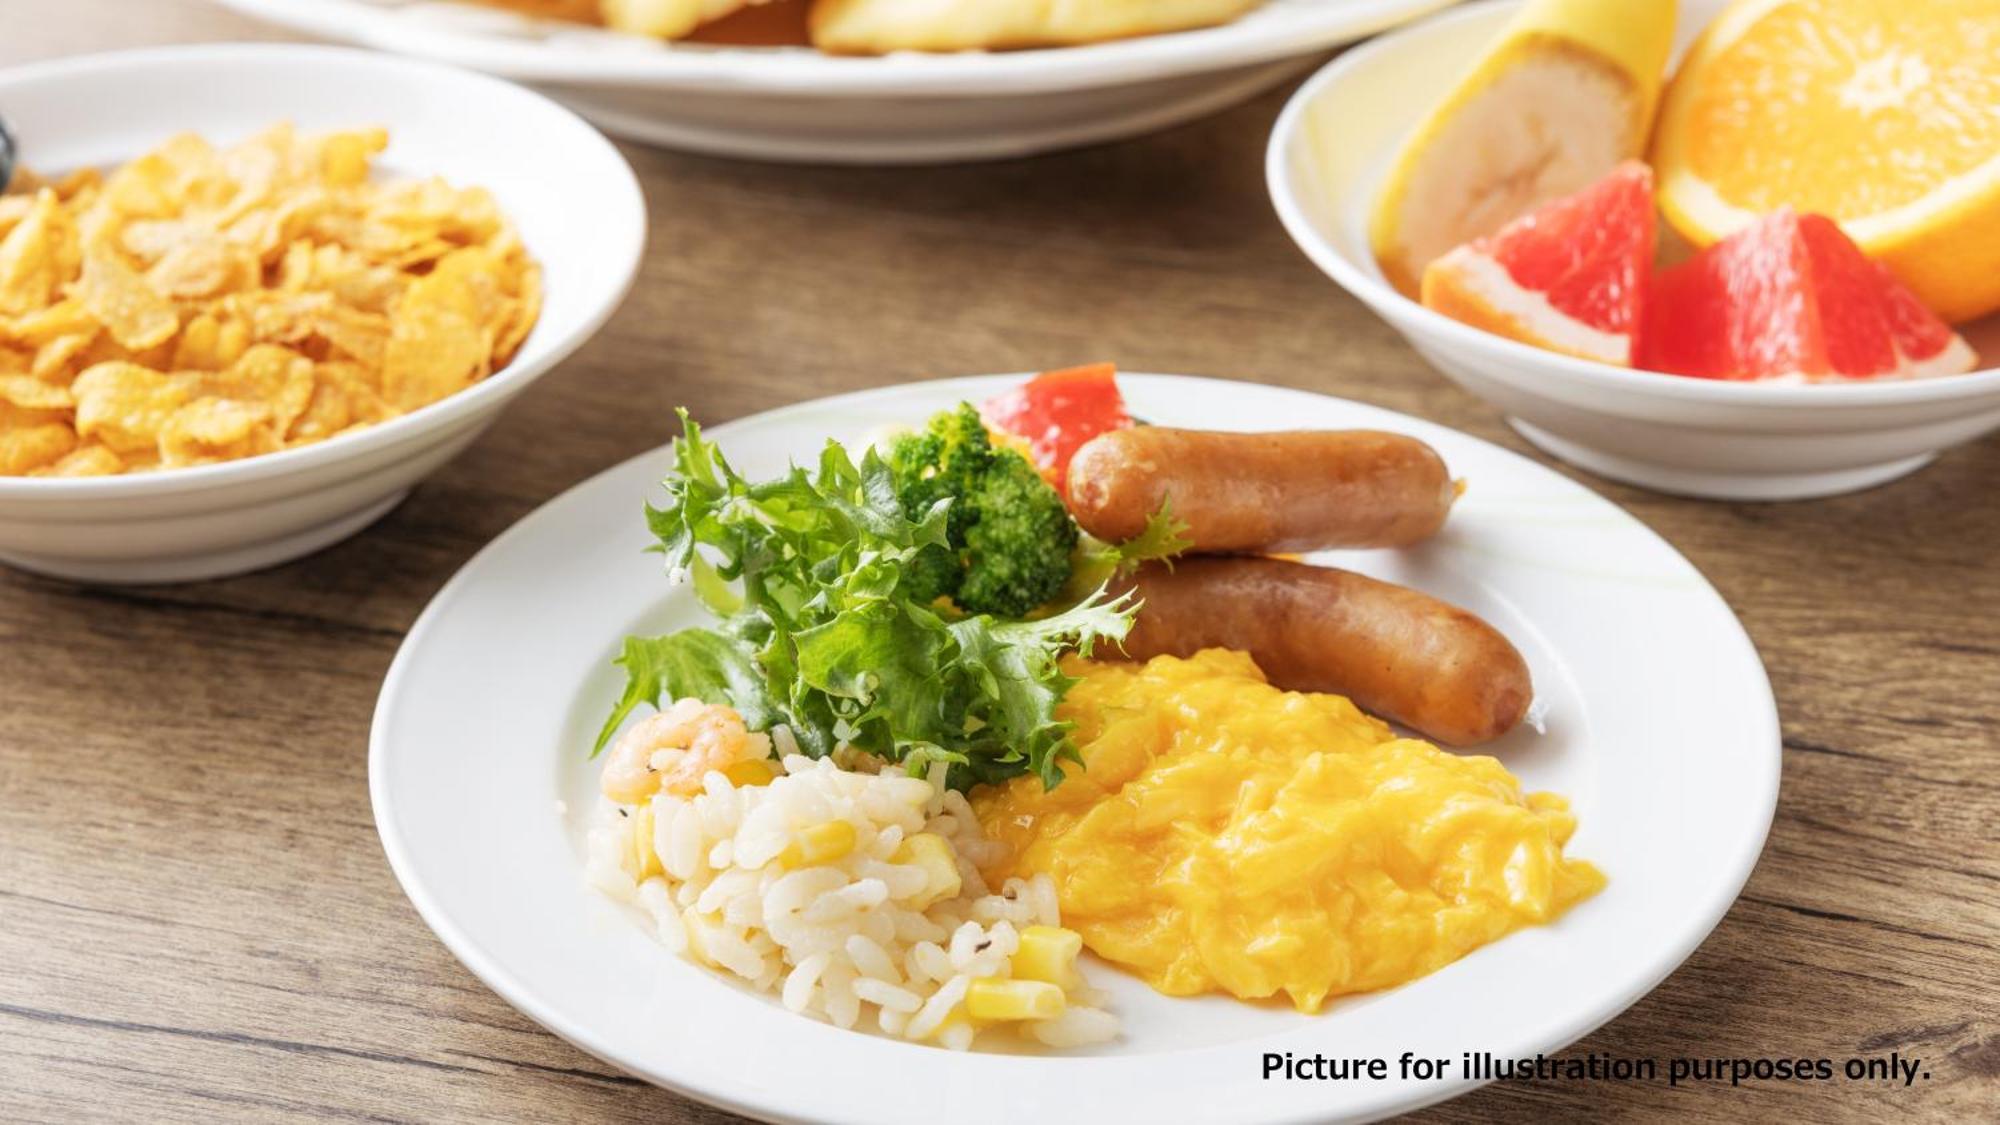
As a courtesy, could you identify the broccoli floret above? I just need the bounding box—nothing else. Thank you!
[889,404,1077,618]
[889,403,989,541]
[957,452,1078,616]
[899,541,963,606]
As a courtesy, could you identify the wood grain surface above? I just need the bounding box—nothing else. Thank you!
[2,2,1995,1122]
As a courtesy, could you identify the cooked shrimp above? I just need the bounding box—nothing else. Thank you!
[601,698,751,804]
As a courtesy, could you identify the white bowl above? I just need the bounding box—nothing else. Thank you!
[1267,0,2000,501]
[214,0,1455,164]
[0,44,645,583]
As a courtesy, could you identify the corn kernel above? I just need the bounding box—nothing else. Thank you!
[1013,925,1082,985]
[966,978,1065,1022]
[891,832,961,907]
[723,758,779,787]
[780,819,857,868]
[630,802,663,880]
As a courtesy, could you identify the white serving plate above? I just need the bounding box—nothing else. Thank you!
[0,44,644,583]
[373,373,1780,1124]
[214,0,1454,163]
[1267,0,2000,501]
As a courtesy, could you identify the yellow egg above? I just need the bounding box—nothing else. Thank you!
[972,650,1606,1014]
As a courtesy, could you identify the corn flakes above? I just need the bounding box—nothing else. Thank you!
[0,124,541,477]
[38,441,124,478]
[0,191,79,317]
[0,422,75,475]
[160,397,280,467]
[71,361,191,454]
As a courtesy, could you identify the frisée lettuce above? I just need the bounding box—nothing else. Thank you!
[594,410,1138,790]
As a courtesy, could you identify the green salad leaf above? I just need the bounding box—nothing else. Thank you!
[1063,499,1193,600]
[594,409,1137,790]
[599,628,780,741]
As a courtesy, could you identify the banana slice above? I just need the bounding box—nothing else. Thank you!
[1369,0,1677,298]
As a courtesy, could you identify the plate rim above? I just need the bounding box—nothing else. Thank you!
[215,0,1458,96]
[371,372,1782,1124]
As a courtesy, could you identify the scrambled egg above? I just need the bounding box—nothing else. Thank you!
[972,650,1605,1013]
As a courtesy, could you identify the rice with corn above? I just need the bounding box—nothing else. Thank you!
[585,712,1118,1051]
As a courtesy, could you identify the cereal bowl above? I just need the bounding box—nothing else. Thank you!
[0,44,644,582]
[1266,0,2000,501]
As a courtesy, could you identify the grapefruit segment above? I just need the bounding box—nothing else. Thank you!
[1638,209,1977,382]
[1421,161,1654,365]
[1871,261,1978,377]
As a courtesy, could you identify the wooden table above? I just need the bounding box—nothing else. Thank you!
[3,3,1996,1121]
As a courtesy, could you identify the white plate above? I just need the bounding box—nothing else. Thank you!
[372,374,1780,1124]
[214,0,1454,162]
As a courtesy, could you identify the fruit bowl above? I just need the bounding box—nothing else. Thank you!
[1266,0,2000,500]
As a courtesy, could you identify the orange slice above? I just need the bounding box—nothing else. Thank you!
[1653,0,2000,323]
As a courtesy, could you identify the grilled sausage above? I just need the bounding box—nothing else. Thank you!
[1117,556,1531,746]
[1067,427,1455,552]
